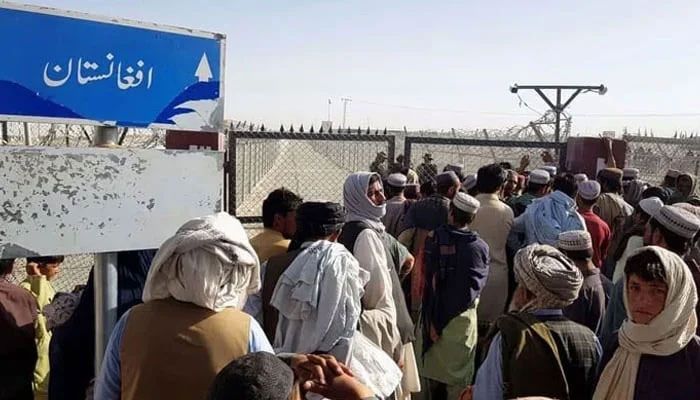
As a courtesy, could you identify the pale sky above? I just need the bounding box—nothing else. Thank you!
[20,0,700,136]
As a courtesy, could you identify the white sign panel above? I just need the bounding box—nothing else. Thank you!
[0,146,223,258]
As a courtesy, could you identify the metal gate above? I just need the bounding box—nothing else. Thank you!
[227,130,395,223]
[404,136,567,182]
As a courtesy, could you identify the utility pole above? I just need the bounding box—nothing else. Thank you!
[341,97,352,129]
[327,98,332,122]
[510,84,607,143]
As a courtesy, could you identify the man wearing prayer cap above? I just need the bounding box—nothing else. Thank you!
[420,193,489,399]
[596,168,634,275]
[401,170,461,315]
[595,246,700,399]
[338,172,420,399]
[473,244,601,400]
[558,231,610,333]
[574,173,588,184]
[622,168,639,181]
[599,204,700,349]
[96,213,272,400]
[541,165,557,177]
[382,173,413,238]
[462,174,478,196]
[507,169,550,218]
[576,180,612,270]
[610,196,664,283]
[645,205,700,249]
[416,153,438,185]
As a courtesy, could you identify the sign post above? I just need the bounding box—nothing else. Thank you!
[0,2,227,374]
[92,126,120,373]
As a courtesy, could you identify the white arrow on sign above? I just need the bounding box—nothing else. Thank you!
[195,53,213,82]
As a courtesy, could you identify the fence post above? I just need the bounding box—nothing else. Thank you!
[23,122,30,145]
[386,135,396,166]
[404,137,412,168]
[228,135,238,214]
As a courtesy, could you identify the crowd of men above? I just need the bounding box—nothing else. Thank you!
[3,150,700,400]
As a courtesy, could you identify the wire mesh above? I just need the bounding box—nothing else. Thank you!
[405,137,565,183]
[229,131,395,219]
[7,255,93,293]
[623,135,700,187]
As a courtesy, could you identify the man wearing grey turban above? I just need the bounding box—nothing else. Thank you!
[473,244,602,400]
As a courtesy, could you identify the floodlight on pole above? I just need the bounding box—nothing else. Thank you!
[509,84,607,143]
[341,97,352,129]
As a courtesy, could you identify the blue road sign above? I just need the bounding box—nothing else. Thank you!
[0,3,225,131]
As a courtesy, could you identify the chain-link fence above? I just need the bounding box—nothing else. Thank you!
[623,135,700,186]
[2,120,166,292]
[405,136,567,183]
[228,130,395,222]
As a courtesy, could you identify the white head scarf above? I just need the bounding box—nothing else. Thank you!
[343,172,386,222]
[514,244,583,311]
[142,212,260,312]
[594,246,698,400]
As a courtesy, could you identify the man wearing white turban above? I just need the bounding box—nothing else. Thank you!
[95,213,272,400]
[594,246,700,399]
[473,244,601,400]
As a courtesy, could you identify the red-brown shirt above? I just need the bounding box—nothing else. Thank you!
[578,209,612,269]
[0,279,38,399]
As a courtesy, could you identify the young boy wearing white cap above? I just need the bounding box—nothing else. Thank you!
[420,192,489,400]
[558,230,609,334]
[600,204,700,348]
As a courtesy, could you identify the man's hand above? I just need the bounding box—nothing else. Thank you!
[303,373,375,400]
[601,136,616,168]
[518,155,530,173]
[401,253,415,277]
[26,263,41,276]
[460,386,474,400]
[290,354,354,385]
[541,151,555,164]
